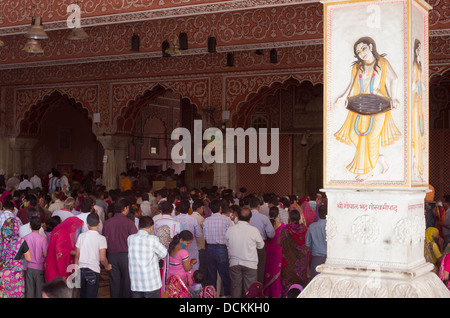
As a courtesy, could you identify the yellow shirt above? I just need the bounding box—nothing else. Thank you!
[121,177,132,191]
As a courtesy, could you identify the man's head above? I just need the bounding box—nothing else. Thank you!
[444,195,450,210]
[26,207,39,222]
[238,207,252,222]
[178,199,190,214]
[318,204,327,220]
[3,201,14,212]
[249,196,261,210]
[209,199,221,214]
[139,216,154,234]
[26,194,37,207]
[192,200,204,214]
[80,197,94,213]
[64,197,76,210]
[87,212,100,229]
[159,200,173,215]
[29,215,41,231]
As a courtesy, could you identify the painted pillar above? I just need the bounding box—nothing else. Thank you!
[97,135,131,190]
[300,0,450,297]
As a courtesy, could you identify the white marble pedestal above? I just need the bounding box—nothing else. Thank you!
[299,189,450,298]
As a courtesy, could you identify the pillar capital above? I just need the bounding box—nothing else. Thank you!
[97,134,132,150]
[8,137,38,150]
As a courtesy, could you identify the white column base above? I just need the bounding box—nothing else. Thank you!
[300,262,450,298]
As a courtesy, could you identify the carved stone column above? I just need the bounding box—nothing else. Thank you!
[8,137,38,177]
[97,135,132,190]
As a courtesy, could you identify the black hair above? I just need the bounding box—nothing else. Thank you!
[192,200,204,211]
[26,206,39,222]
[159,200,173,214]
[41,277,73,298]
[168,230,193,255]
[46,216,61,233]
[26,194,37,207]
[80,197,94,213]
[209,199,221,213]
[249,196,261,209]
[178,199,190,214]
[269,206,280,227]
[318,204,328,219]
[193,270,204,284]
[289,209,301,224]
[87,212,100,227]
[29,215,41,231]
[139,216,154,229]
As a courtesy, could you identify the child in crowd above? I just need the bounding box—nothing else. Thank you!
[75,212,112,298]
[24,216,49,298]
[189,270,204,298]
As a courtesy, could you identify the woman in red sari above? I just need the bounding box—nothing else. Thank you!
[263,206,285,297]
[277,209,311,297]
[44,216,83,283]
[301,200,315,228]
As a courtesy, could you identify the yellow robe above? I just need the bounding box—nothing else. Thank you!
[334,57,402,175]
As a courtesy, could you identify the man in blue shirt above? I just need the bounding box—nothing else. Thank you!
[305,204,327,279]
[248,196,275,284]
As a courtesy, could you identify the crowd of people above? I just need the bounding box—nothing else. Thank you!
[0,168,328,298]
[3,168,449,299]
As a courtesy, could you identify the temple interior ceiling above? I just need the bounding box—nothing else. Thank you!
[0,0,448,73]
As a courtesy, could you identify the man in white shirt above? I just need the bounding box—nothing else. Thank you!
[18,175,33,190]
[59,171,70,195]
[127,216,167,298]
[154,201,181,238]
[77,197,103,234]
[30,173,42,190]
[75,212,111,298]
[225,207,264,298]
[139,192,151,217]
[6,173,20,192]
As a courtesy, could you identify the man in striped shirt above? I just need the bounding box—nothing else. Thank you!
[202,199,233,297]
[127,216,167,298]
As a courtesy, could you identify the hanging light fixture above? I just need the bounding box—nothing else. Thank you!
[25,16,48,40]
[22,38,44,54]
[68,27,89,40]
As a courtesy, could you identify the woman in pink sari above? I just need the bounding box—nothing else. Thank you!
[263,206,285,297]
[166,230,196,290]
[0,218,32,298]
[44,216,83,283]
[439,252,450,290]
